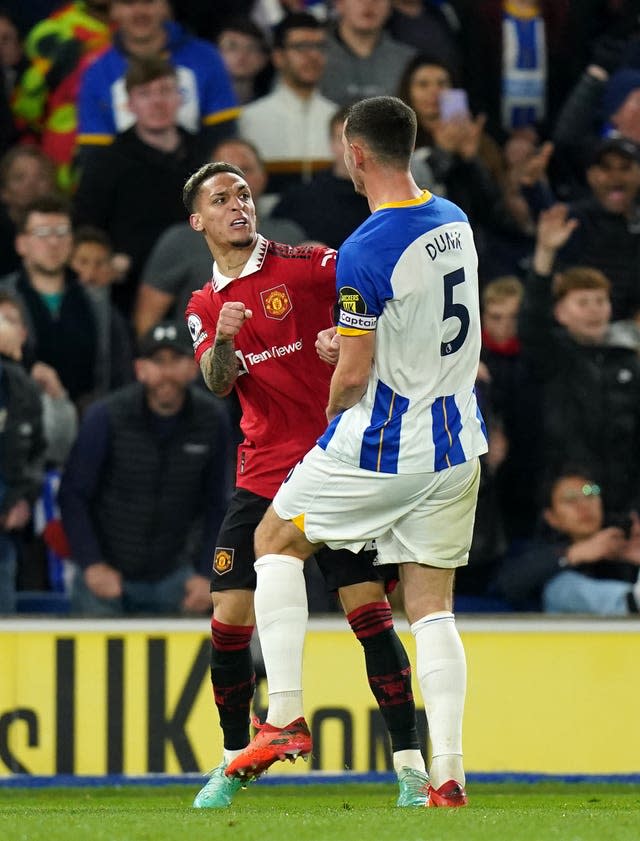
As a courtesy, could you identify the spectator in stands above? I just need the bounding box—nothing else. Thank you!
[70,226,134,394]
[74,56,207,315]
[270,105,370,247]
[520,202,640,520]
[455,276,534,601]
[320,0,414,106]
[397,52,553,281]
[458,0,577,144]
[77,0,239,168]
[600,68,640,143]
[387,0,462,81]
[0,8,27,98]
[499,126,554,233]
[11,0,112,191]
[59,321,231,617]
[478,275,540,541]
[134,137,308,337]
[551,33,640,197]
[216,17,273,105]
[0,194,98,407]
[555,137,640,322]
[397,53,503,188]
[0,341,46,614]
[0,146,57,276]
[239,13,337,195]
[0,290,77,468]
[485,124,557,278]
[496,469,640,616]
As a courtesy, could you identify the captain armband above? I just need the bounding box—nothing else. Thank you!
[337,285,376,332]
[338,310,377,331]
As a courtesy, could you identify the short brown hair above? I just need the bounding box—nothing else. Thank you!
[344,96,417,169]
[182,162,246,213]
[552,266,611,301]
[125,55,177,93]
[73,224,113,253]
[17,194,71,232]
[482,275,524,309]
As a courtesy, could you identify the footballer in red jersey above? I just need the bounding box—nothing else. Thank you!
[186,235,337,499]
[182,162,424,811]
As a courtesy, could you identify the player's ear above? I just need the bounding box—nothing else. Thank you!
[350,142,365,169]
[189,213,204,233]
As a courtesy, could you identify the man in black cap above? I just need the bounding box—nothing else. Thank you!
[553,135,640,322]
[59,320,232,616]
[590,136,640,167]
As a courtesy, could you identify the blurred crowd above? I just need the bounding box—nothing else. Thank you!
[2,0,640,618]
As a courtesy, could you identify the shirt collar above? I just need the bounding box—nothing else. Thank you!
[211,234,269,292]
[375,190,433,212]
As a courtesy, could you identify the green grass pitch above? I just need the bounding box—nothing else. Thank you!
[1,781,639,841]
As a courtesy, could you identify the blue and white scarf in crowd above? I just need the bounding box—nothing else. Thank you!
[501,2,547,131]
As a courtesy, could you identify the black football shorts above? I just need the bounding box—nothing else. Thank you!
[210,487,397,592]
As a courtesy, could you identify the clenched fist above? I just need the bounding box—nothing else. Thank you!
[216,301,253,342]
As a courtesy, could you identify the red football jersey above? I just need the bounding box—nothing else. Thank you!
[186,236,337,498]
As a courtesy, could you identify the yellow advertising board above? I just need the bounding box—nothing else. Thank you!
[1,617,639,777]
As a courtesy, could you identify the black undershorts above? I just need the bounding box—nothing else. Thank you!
[210,487,397,593]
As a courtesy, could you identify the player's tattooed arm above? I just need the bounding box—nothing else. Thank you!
[200,301,252,395]
[199,342,239,396]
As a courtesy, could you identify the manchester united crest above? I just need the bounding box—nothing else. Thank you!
[260,284,292,320]
[213,547,234,575]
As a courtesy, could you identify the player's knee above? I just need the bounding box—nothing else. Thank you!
[212,589,255,626]
[339,581,386,614]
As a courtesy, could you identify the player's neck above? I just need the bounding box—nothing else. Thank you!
[214,243,255,277]
[366,172,423,212]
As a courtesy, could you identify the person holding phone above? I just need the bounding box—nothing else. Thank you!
[396,56,506,256]
[397,52,552,280]
[397,53,502,190]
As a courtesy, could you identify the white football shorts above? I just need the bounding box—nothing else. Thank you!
[272,445,481,568]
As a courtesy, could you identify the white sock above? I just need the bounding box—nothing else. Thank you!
[411,611,466,788]
[267,690,303,727]
[254,553,308,727]
[223,747,246,765]
[393,749,426,774]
